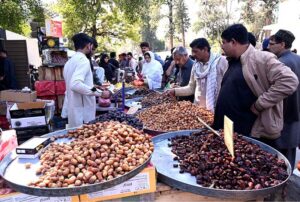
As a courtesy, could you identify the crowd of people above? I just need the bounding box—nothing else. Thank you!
[63,23,300,169]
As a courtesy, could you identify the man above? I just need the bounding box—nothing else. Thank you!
[165,38,228,112]
[127,52,137,70]
[213,24,299,141]
[87,38,104,86]
[268,29,300,168]
[63,33,110,128]
[119,53,128,69]
[140,42,164,65]
[108,52,119,70]
[0,49,17,90]
[165,46,194,102]
[62,37,102,119]
[162,47,176,86]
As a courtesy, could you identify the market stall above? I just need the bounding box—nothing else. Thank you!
[0,82,300,201]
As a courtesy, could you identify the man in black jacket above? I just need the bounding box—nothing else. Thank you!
[108,52,119,70]
[0,49,17,90]
[268,29,300,168]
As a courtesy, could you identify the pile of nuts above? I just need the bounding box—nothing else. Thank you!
[170,131,289,190]
[91,110,143,130]
[29,121,153,188]
[141,92,176,108]
[137,101,214,131]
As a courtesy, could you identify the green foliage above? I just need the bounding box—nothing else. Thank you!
[139,0,165,51]
[193,0,237,44]
[240,0,279,37]
[0,0,45,36]
[174,0,190,33]
[174,0,190,46]
[53,0,145,50]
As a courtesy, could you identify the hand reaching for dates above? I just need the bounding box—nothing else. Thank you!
[163,89,175,97]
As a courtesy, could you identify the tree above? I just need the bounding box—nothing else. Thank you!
[53,0,146,50]
[193,0,237,44]
[0,0,45,35]
[153,0,175,49]
[240,0,279,37]
[139,0,165,51]
[174,0,190,47]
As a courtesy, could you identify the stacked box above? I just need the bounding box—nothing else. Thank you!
[9,102,50,144]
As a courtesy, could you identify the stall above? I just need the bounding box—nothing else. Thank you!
[0,83,300,201]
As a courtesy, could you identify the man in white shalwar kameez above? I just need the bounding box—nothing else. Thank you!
[63,33,109,128]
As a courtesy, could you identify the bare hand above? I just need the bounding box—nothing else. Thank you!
[164,89,175,97]
[250,104,259,115]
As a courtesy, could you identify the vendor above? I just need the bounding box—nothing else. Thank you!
[165,38,228,112]
[63,33,110,128]
[141,51,163,90]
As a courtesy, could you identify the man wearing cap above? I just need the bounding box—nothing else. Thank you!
[268,29,300,168]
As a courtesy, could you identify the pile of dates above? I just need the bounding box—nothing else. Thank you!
[137,101,213,131]
[30,122,153,188]
[92,110,143,130]
[170,131,289,190]
[117,89,155,99]
[141,92,176,108]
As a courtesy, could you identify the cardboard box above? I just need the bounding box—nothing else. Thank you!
[38,66,64,81]
[0,90,37,103]
[9,102,46,119]
[80,166,156,202]
[54,67,64,81]
[16,137,51,158]
[0,192,79,202]
[57,95,65,111]
[11,116,47,128]
[15,125,50,144]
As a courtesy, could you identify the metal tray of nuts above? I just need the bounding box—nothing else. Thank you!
[151,130,292,200]
[0,128,151,197]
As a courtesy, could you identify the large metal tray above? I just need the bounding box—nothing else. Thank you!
[151,130,292,200]
[0,128,151,197]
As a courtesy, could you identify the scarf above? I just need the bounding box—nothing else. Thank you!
[194,53,221,112]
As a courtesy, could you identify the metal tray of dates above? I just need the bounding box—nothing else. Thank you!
[0,128,151,197]
[151,130,291,200]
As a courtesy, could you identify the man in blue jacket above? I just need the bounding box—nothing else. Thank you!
[268,29,300,168]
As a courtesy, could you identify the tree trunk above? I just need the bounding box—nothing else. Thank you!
[181,18,185,47]
[169,0,174,49]
[92,24,97,38]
